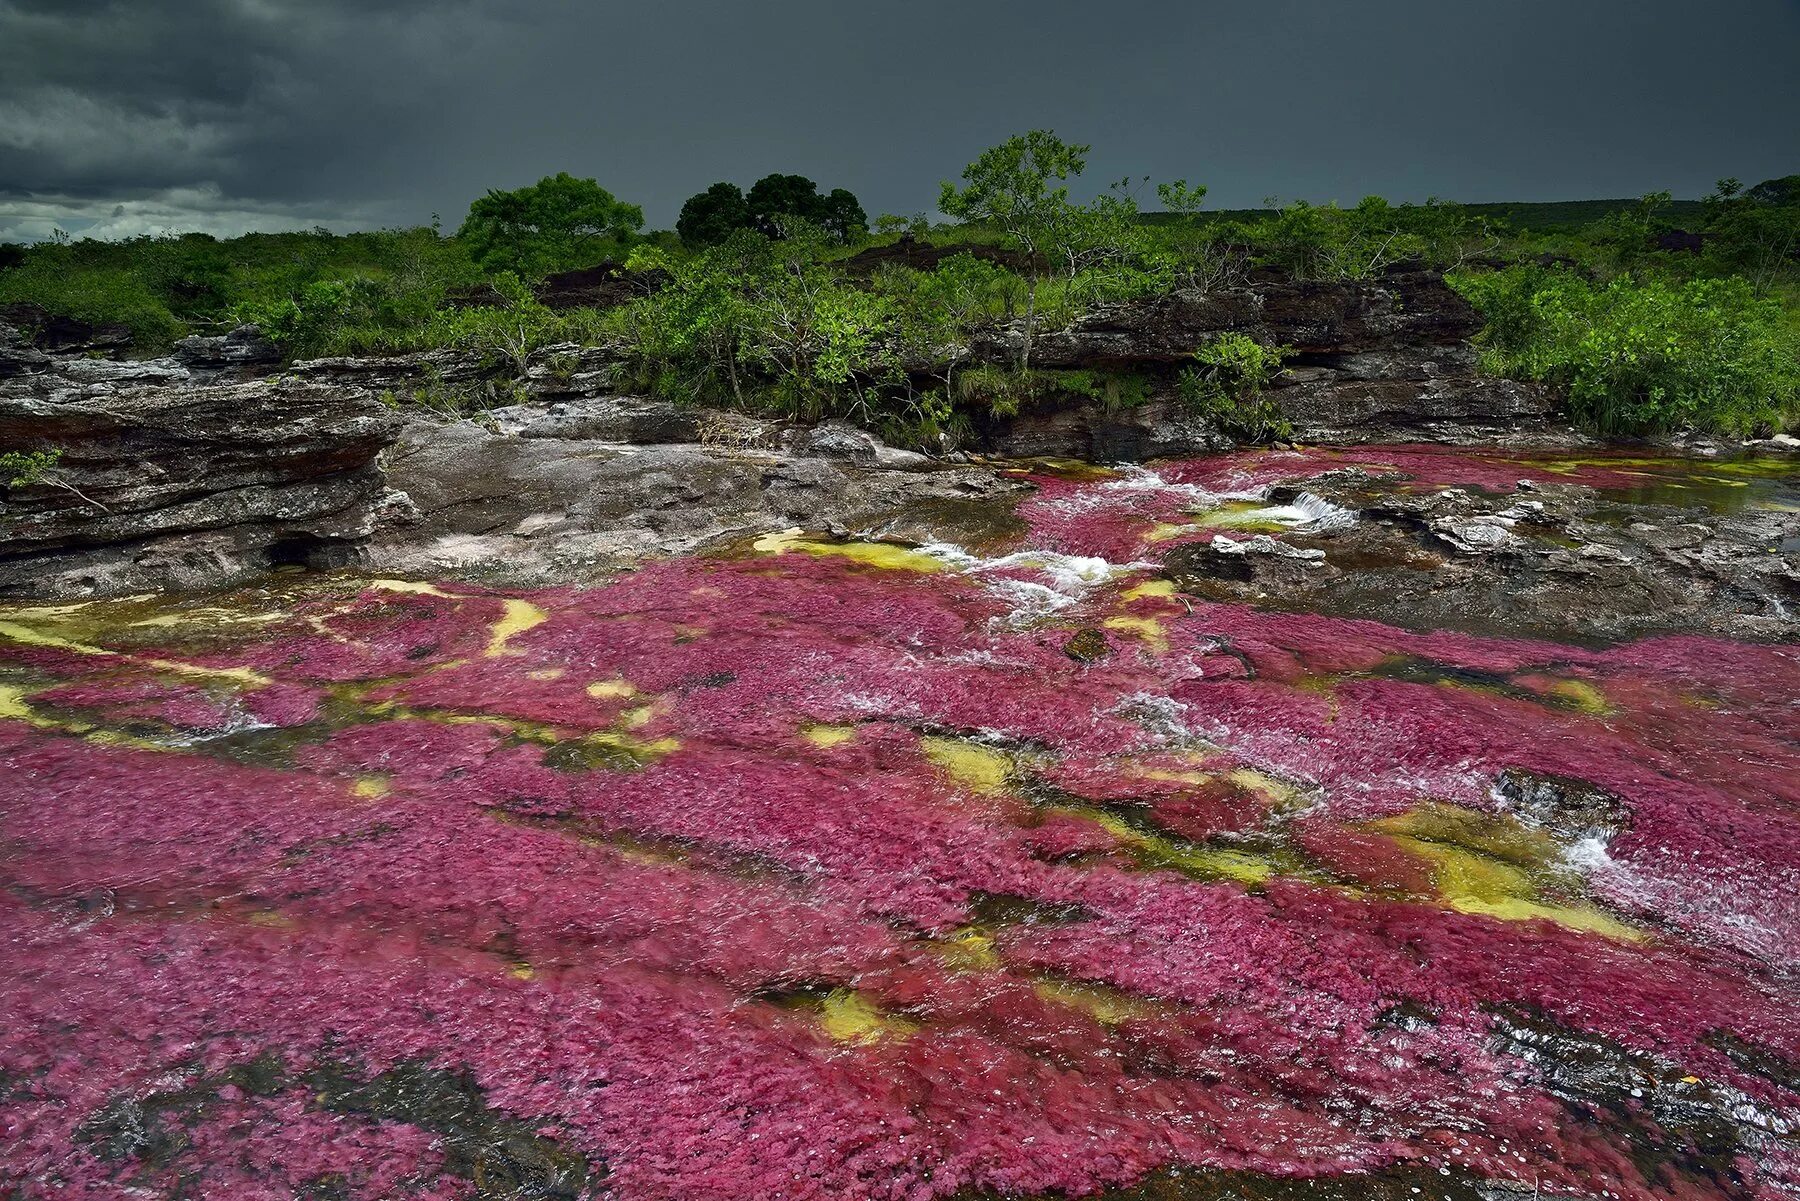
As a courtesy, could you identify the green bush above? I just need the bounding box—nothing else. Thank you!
[1176,333,1293,442]
[457,173,643,279]
[1453,265,1800,435]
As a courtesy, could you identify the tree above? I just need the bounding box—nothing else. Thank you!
[678,176,867,246]
[747,174,825,236]
[457,173,643,278]
[821,188,869,244]
[1745,175,1800,207]
[938,130,1090,371]
[677,182,752,248]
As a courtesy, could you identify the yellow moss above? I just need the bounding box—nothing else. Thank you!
[818,990,918,1044]
[935,928,1002,972]
[1144,521,1201,544]
[1102,615,1170,654]
[351,776,391,799]
[1544,679,1614,716]
[802,723,859,748]
[584,731,682,761]
[505,963,536,981]
[620,704,659,729]
[921,736,1014,793]
[1227,766,1305,809]
[0,620,110,656]
[586,679,637,700]
[485,599,547,657]
[1033,978,1157,1025]
[526,667,566,682]
[756,529,946,572]
[1081,807,1281,884]
[1120,579,1179,601]
[1372,803,1642,941]
[0,683,38,724]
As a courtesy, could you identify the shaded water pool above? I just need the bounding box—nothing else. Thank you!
[2,447,1797,1201]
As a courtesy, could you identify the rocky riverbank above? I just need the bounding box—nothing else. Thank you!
[1,276,1795,646]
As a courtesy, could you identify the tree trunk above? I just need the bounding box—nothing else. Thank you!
[1022,275,1038,375]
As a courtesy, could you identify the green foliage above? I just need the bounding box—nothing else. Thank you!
[457,173,643,278]
[0,227,478,352]
[1699,179,1800,293]
[677,182,751,248]
[1,447,61,488]
[1232,196,1497,280]
[1176,333,1293,443]
[677,176,867,248]
[1453,265,1800,435]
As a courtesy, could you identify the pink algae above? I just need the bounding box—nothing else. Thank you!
[1,454,1798,1201]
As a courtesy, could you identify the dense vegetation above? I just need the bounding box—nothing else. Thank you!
[2,137,1795,441]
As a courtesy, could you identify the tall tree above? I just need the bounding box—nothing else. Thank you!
[457,173,642,278]
[938,131,1089,371]
[677,182,752,248]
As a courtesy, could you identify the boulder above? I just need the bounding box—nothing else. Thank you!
[0,379,401,596]
[173,324,282,370]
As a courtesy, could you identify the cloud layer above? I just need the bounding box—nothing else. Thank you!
[3,0,1797,242]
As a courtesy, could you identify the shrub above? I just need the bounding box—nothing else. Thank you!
[1453,265,1800,435]
[1176,333,1293,442]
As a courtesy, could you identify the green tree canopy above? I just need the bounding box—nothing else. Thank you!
[457,172,643,278]
[677,182,752,248]
[938,130,1091,369]
[677,175,867,247]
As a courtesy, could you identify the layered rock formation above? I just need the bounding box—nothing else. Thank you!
[971,267,1553,457]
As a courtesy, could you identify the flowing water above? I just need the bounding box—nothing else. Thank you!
[2,447,1798,1201]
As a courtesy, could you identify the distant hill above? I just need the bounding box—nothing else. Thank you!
[1142,198,1710,231]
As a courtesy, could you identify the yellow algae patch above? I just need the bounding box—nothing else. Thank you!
[934,928,1001,972]
[583,731,682,762]
[1103,615,1170,654]
[485,599,547,657]
[1145,521,1203,544]
[0,618,270,686]
[753,529,945,573]
[1543,679,1614,717]
[526,667,566,682]
[1227,766,1306,810]
[1077,807,1282,885]
[586,679,637,700]
[0,620,110,656]
[351,776,391,800]
[505,963,536,981]
[1370,803,1642,941]
[368,579,455,597]
[1121,579,1179,602]
[802,723,858,749]
[1034,978,1159,1025]
[819,990,918,1044]
[0,682,51,726]
[921,736,1014,793]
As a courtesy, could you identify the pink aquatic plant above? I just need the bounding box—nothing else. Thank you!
[2,453,1797,1200]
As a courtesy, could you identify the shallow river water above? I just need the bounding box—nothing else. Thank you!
[2,447,1797,1201]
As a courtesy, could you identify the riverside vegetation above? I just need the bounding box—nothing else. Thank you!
[2,134,1797,443]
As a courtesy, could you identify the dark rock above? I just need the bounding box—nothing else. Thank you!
[0,302,133,354]
[173,324,281,370]
[1063,627,1112,663]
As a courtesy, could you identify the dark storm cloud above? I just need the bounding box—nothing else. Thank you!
[3,0,1798,241]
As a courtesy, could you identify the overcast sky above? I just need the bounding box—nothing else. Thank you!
[2,0,1797,242]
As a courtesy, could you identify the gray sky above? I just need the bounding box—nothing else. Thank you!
[2,0,1797,242]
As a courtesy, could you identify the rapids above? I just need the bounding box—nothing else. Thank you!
[2,447,1798,1201]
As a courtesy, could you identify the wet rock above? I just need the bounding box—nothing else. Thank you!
[1063,627,1112,663]
[1430,513,1520,554]
[372,418,1027,584]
